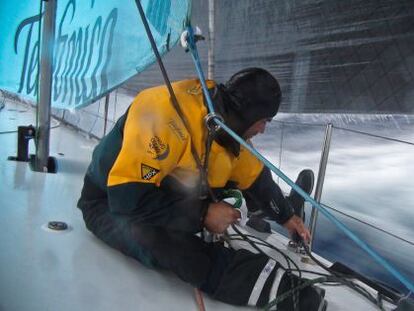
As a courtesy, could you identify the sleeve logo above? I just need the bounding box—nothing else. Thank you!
[147,136,170,160]
[141,164,160,180]
[167,119,186,141]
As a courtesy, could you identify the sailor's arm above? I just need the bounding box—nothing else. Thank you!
[107,181,209,233]
[243,166,310,242]
[106,97,208,233]
[229,144,310,241]
[243,166,293,223]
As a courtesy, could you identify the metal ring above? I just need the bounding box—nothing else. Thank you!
[204,113,223,133]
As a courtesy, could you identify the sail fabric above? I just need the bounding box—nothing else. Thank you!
[0,0,191,109]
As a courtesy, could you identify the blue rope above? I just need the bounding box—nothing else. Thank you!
[185,25,414,293]
[186,26,215,114]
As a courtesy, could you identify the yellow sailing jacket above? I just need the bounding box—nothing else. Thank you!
[108,79,263,191]
[81,79,293,231]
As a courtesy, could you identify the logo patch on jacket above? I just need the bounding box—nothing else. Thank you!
[147,136,170,160]
[141,164,160,180]
[187,85,202,95]
[168,119,186,141]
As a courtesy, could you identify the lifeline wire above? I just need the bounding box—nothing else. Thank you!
[322,203,414,247]
[184,26,414,293]
[0,121,60,135]
[333,125,414,146]
[273,119,414,146]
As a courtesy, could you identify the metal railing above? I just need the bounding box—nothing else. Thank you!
[309,123,332,251]
[273,119,414,251]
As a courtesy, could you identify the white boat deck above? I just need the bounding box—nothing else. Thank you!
[0,100,397,311]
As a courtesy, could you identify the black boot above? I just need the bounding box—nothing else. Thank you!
[287,169,314,243]
[300,284,327,311]
[272,272,327,311]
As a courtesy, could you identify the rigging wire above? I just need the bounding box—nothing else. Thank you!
[273,123,413,248]
[272,119,414,146]
[332,125,414,146]
[273,120,326,128]
[0,92,58,135]
[0,130,23,135]
[277,121,284,184]
[321,203,414,247]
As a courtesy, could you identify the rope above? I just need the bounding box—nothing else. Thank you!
[184,25,414,293]
[300,242,392,310]
[264,277,327,311]
[185,26,218,118]
[194,288,206,311]
[227,227,393,310]
[229,225,302,278]
[134,0,211,200]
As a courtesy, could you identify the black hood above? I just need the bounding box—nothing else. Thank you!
[208,68,282,156]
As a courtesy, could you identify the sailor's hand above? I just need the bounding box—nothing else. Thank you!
[204,202,241,234]
[283,215,311,244]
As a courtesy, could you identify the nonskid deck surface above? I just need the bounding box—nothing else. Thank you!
[0,101,396,311]
[0,101,251,311]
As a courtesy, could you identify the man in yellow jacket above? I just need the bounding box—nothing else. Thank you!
[78,68,325,309]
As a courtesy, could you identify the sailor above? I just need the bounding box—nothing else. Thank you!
[77,68,325,309]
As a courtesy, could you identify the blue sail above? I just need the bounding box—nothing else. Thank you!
[0,0,191,109]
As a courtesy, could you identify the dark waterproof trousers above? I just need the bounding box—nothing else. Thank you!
[77,175,280,307]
